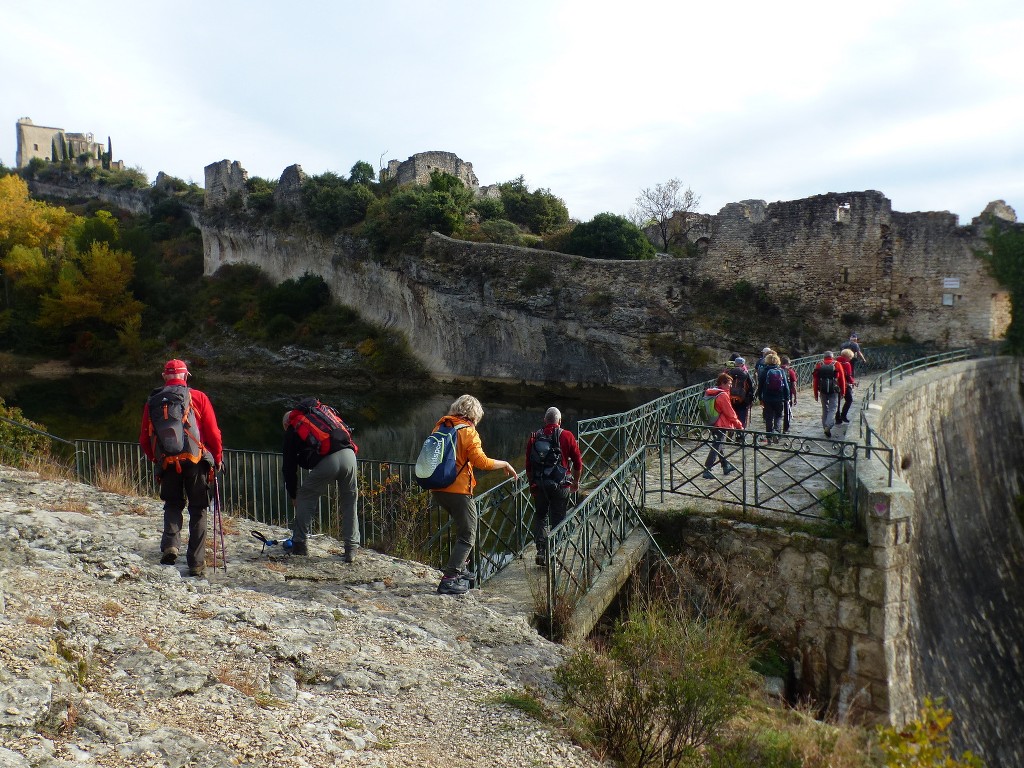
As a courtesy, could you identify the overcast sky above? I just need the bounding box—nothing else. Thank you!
[3,0,1022,225]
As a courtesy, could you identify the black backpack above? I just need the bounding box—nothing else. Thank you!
[146,384,208,468]
[729,369,751,405]
[529,427,568,491]
[817,363,838,396]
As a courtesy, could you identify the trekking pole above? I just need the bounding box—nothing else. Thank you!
[213,475,227,573]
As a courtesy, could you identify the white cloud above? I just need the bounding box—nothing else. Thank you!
[2,0,1021,223]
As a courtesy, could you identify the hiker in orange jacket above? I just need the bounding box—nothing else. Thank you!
[431,394,515,595]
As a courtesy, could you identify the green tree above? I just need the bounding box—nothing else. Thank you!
[71,209,120,252]
[245,176,277,214]
[498,176,569,235]
[302,172,374,233]
[566,213,656,260]
[982,224,1024,352]
[349,161,376,186]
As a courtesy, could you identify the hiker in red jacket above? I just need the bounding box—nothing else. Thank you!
[139,359,223,577]
[812,352,847,438]
[703,372,744,480]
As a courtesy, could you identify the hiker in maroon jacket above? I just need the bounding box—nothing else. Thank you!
[525,407,583,566]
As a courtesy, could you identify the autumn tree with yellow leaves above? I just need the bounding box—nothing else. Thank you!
[0,174,143,362]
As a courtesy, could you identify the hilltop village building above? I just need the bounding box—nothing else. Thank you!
[15,117,120,170]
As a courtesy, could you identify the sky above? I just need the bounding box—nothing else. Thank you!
[3,0,1022,225]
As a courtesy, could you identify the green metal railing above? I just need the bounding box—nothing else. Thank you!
[658,424,862,519]
[542,448,669,629]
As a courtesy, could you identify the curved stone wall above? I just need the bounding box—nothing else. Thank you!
[873,358,1024,767]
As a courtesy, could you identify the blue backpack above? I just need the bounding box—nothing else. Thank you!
[414,420,469,489]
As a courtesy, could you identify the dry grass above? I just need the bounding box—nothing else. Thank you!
[46,498,92,515]
[26,614,55,627]
[17,453,76,482]
[265,561,288,573]
[112,501,150,516]
[99,601,124,617]
[215,666,259,697]
[93,464,149,497]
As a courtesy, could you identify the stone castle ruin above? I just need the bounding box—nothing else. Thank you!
[15,117,122,170]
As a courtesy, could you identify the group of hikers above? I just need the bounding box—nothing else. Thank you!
[701,334,868,478]
[138,337,865,591]
[139,359,583,596]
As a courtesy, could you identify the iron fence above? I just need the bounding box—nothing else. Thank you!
[541,447,664,628]
[577,345,937,487]
[657,423,863,520]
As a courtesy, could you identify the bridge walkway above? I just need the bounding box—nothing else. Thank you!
[644,376,868,520]
[486,370,876,638]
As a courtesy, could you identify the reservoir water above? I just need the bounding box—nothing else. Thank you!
[1,370,658,470]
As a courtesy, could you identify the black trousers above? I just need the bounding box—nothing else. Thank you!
[159,460,211,569]
[532,486,570,554]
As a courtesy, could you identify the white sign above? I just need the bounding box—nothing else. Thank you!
[943,277,960,289]
[942,293,954,306]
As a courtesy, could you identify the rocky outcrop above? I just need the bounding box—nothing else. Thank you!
[202,226,712,388]
[204,160,248,209]
[26,177,151,216]
[0,465,599,767]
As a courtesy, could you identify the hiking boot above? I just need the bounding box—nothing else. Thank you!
[437,575,470,595]
[283,539,308,556]
[342,542,354,564]
[824,427,832,438]
[457,568,477,587]
[702,470,715,480]
[188,565,206,578]
[535,552,546,566]
[723,463,736,475]
[160,548,178,565]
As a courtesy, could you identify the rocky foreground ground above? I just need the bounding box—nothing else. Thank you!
[0,465,602,768]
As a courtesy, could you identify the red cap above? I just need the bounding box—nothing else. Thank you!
[162,359,189,377]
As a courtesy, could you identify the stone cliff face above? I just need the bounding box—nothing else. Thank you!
[203,226,712,388]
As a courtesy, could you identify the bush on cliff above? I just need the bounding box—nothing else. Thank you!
[565,213,656,260]
[363,171,475,252]
[498,176,569,235]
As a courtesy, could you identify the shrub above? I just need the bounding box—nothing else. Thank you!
[246,176,277,214]
[472,195,505,222]
[498,176,569,235]
[480,218,524,246]
[566,213,656,260]
[876,698,983,768]
[556,601,755,767]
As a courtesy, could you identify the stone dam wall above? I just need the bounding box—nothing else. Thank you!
[198,202,1010,390]
[868,357,1024,768]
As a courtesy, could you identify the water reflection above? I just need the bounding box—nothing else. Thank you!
[3,371,657,470]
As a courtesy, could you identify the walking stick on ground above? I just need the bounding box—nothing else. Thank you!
[213,475,227,573]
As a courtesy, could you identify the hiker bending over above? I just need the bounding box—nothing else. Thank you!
[282,398,359,561]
